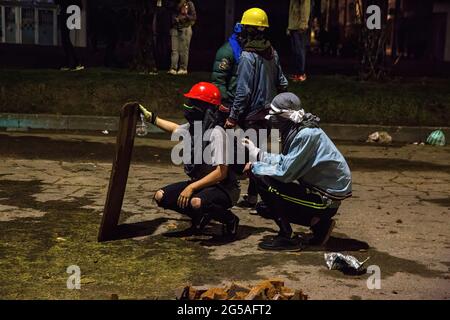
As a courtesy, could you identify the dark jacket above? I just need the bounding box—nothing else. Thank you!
[211,42,239,107]
[229,49,288,122]
[171,0,196,29]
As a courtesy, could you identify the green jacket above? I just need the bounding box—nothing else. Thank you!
[211,42,238,107]
[288,0,311,31]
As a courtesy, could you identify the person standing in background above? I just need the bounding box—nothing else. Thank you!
[288,0,311,82]
[55,0,84,71]
[224,8,288,209]
[154,0,172,70]
[168,0,196,75]
[211,23,244,109]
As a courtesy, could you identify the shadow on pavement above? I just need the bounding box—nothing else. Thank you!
[110,217,169,240]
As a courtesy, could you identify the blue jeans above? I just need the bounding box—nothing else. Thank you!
[290,30,307,75]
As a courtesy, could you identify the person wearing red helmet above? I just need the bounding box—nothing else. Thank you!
[139,82,240,239]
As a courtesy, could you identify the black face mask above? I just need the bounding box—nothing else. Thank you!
[184,108,204,124]
[269,115,293,136]
[269,115,299,154]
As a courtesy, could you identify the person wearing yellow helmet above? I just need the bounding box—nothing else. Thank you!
[225,7,288,208]
[240,7,270,28]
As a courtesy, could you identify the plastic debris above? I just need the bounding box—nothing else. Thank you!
[366,131,392,144]
[426,130,446,146]
[136,113,148,137]
[324,252,370,273]
[102,130,109,135]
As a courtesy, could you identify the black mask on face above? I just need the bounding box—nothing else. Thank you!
[184,99,207,126]
[241,26,266,41]
[184,108,204,125]
[269,115,292,135]
[269,115,299,154]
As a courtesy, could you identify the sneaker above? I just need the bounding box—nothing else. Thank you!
[177,69,188,75]
[309,219,336,246]
[258,234,303,252]
[236,195,257,208]
[167,69,177,75]
[290,74,307,82]
[71,65,85,71]
[222,214,239,238]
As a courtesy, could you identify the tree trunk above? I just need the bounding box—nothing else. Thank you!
[130,0,157,73]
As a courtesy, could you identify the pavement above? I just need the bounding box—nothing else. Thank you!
[0,131,449,299]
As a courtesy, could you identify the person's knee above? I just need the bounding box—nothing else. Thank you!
[154,190,164,205]
[190,197,202,210]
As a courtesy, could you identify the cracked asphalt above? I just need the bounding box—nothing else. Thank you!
[0,131,449,299]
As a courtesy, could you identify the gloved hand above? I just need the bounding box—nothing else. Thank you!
[242,138,260,162]
[139,104,158,124]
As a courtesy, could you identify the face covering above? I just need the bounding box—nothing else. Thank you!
[183,104,204,125]
[266,104,320,154]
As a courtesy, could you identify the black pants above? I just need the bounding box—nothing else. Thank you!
[155,181,235,225]
[59,15,79,68]
[252,175,339,236]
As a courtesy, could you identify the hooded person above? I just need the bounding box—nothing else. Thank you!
[242,92,352,251]
[224,8,289,208]
[139,82,240,239]
[211,22,244,108]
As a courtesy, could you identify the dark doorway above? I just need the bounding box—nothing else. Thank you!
[431,12,447,61]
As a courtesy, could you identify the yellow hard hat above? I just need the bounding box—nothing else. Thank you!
[240,8,269,28]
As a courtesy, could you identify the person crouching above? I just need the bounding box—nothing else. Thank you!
[242,92,352,251]
[139,82,240,239]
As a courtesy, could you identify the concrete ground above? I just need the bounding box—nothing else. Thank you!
[0,131,449,300]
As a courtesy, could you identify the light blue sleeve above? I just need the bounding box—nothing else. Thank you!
[252,129,319,183]
[258,151,282,164]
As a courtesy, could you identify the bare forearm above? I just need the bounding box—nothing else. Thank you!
[189,166,228,191]
[155,117,179,133]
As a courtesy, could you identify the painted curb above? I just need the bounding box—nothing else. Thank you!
[0,113,448,143]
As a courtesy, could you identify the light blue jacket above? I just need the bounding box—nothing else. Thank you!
[252,127,352,199]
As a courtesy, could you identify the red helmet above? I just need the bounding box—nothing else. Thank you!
[184,82,221,106]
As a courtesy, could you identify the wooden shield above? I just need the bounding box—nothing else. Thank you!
[98,102,139,242]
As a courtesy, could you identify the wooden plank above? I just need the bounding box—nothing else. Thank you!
[98,102,139,242]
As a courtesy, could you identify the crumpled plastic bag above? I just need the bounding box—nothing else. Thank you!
[324,253,370,273]
[426,130,446,146]
[366,131,392,144]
